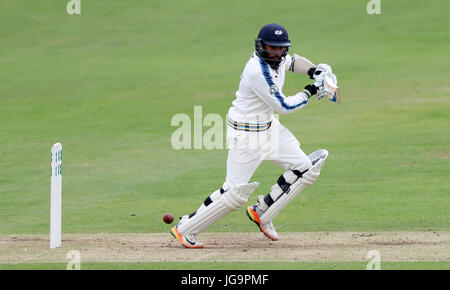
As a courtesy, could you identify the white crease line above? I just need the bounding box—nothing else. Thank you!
[274,223,290,231]
[2,249,54,265]
[21,249,54,263]
[190,250,225,262]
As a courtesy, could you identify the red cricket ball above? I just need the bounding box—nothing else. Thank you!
[163,213,174,224]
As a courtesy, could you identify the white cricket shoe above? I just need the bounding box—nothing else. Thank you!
[171,216,204,248]
[246,205,279,241]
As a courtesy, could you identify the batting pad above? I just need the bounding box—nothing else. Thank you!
[178,182,260,235]
[259,149,328,224]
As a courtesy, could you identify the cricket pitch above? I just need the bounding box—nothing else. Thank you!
[1,231,448,264]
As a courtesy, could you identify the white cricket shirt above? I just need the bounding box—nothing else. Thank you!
[227,52,310,124]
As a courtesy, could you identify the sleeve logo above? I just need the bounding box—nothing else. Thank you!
[270,84,279,96]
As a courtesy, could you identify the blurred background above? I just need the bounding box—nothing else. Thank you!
[0,0,449,235]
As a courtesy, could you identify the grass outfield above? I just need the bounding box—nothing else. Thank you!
[0,0,449,270]
[1,262,449,270]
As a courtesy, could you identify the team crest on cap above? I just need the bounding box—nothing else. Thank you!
[274,30,283,35]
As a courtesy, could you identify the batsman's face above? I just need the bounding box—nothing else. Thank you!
[264,44,287,60]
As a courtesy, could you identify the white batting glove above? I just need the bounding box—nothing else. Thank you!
[308,63,333,79]
[316,63,333,74]
[314,71,338,100]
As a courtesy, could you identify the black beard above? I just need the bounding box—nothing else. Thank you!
[266,58,282,70]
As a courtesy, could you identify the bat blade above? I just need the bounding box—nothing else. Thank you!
[331,87,341,104]
[324,75,341,104]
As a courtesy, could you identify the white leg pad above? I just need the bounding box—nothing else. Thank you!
[178,182,259,235]
[259,149,328,224]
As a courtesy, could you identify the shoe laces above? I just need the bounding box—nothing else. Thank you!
[178,215,189,226]
[255,196,267,215]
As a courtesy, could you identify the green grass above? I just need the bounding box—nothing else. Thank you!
[0,0,449,270]
[1,262,448,270]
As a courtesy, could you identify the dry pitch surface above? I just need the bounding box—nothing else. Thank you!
[1,232,449,264]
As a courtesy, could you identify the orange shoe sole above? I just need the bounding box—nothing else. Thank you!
[246,206,278,241]
[171,227,204,248]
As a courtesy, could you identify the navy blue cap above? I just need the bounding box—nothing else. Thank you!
[257,23,290,47]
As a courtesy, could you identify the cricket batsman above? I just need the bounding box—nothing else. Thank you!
[172,23,338,248]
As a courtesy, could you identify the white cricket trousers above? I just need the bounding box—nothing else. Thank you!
[223,118,312,189]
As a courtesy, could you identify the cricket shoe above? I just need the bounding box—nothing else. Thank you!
[171,217,204,248]
[246,205,279,241]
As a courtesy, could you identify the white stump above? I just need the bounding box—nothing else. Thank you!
[50,143,62,249]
